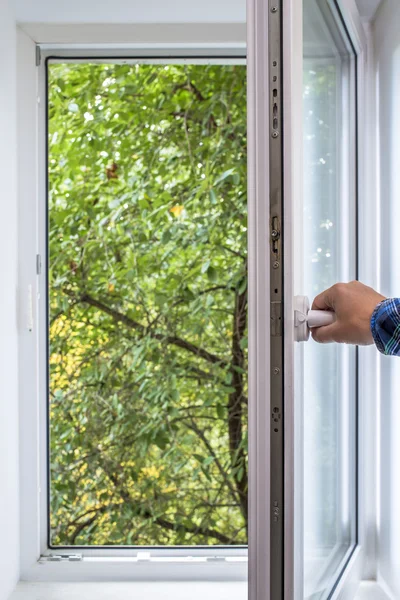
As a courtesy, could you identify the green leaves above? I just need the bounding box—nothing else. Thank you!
[48,62,248,547]
[206,265,218,283]
[214,168,236,185]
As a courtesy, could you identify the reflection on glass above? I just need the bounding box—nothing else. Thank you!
[303,1,356,598]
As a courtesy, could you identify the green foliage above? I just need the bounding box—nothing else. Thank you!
[48,62,247,545]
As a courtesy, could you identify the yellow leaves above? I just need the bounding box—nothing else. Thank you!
[169,204,184,217]
[141,465,162,479]
[162,485,177,494]
[50,320,92,388]
[120,460,135,468]
[108,283,115,293]
[49,354,62,366]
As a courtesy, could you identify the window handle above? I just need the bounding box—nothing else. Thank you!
[294,295,335,342]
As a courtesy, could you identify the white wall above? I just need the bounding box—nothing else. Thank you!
[374,0,400,595]
[15,0,246,24]
[0,0,19,599]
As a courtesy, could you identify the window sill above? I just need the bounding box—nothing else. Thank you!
[9,581,248,600]
[9,580,394,599]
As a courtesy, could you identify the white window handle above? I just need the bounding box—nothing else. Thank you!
[294,295,336,342]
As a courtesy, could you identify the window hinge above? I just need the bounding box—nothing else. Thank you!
[36,254,42,275]
[41,553,83,562]
[35,46,41,67]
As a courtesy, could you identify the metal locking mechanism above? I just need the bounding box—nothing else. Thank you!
[294,295,336,342]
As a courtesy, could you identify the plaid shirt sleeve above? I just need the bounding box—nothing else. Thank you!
[371,298,400,356]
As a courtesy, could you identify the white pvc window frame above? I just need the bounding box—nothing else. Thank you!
[18,30,248,583]
[42,49,248,555]
[41,48,248,559]
[17,3,379,593]
[247,0,375,599]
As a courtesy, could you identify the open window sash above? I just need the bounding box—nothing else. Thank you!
[247,0,303,598]
[247,0,363,599]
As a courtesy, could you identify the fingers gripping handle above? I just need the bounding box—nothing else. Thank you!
[294,295,336,342]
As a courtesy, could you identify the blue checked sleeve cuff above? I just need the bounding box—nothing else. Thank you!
[371,298,400,356]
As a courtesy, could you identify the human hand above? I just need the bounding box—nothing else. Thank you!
[311,281,386,345]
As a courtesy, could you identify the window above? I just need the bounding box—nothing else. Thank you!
[47,59,248,548]
[19,2,365,591]
[247,0,362,598]
[302,1,357,597]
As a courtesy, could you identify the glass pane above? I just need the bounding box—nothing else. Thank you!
[302,2,357,597]
[48,62,248,546]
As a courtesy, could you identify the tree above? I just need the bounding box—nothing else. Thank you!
[49,62,248,545]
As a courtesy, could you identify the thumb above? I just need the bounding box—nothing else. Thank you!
[311,322,340,344]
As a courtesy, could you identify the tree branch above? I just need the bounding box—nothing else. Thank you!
[171,80,218,131]
[185,419,241,507]
[219,245,247,260]
[102,461,236,545]
[149,512,235,545]
[78,292,228,368]
[68,507,105,544]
